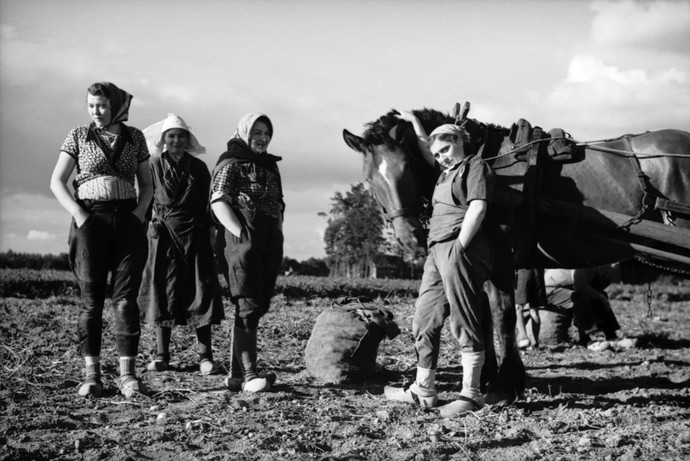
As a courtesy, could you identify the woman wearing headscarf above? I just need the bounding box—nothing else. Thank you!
[384,112,495,417]
[50,82,153,398]
[211,113,284,392]
[139,113,224,375]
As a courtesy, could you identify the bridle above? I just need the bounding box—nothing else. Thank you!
[369,131,427,224]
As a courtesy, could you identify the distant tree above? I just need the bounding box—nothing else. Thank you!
[299,257,329,276]
[280,256,329,276]
[321,183,385,278]
[281,257,301,275]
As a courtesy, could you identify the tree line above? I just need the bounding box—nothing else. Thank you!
[0,183,419,280]
[0,250,71,271]
[0,250,334,278]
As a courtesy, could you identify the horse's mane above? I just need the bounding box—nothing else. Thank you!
[360,109,452,203]
[360,107,511,201]
[362,107,507,149]
[361,108,453,146]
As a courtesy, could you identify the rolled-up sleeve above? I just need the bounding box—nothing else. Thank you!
[60,128,79,159]
[211,164,235,204]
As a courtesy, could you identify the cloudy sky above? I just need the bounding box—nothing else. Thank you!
[1,0,688,261]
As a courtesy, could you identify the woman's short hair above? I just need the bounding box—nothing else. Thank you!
[428,125,474,155]
[87,82,111,99]
[429,126,470,146]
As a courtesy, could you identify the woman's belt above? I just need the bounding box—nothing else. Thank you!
[77,176,136,201]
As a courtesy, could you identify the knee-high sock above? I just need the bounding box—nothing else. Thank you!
[460,351,484,400]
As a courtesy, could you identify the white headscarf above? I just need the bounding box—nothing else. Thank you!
[232,112,273,146]
[143,113,206,157]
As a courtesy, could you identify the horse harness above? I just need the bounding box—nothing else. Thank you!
[493,119,690,275]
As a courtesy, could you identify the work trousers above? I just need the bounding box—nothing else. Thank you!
[224,211,283,329]
[413,235,492,369]
[68,199,147,357]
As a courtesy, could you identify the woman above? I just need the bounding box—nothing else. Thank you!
[211,113,284,392]
[139,113,224,375]
[50,82,153,398]
[385,112,494,417]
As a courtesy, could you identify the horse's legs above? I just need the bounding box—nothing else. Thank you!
[480,286,497,393]
[484,264,525,405]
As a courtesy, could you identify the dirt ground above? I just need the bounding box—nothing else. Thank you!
[1,285,689,461]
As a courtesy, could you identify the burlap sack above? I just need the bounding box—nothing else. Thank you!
[304,297,400,384]
[531,306,573,345]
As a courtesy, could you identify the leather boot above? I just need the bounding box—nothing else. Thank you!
[224,328,245,390]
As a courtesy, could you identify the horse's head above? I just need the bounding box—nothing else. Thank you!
[342,109,449,257]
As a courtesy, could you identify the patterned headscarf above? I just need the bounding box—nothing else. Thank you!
[232,112,273,146]
[89,82,133,126]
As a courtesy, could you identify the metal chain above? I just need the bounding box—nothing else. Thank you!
[663,210,677,227]
[646,282,653,318]
[616,191,649,229]
[633,254,690,277]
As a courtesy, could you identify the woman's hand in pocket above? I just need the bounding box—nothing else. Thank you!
[131,209,146,224]
[73,209,91,228]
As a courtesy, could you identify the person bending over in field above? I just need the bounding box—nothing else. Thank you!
[544,264,622,348]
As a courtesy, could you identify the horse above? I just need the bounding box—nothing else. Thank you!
[342,106,690,404]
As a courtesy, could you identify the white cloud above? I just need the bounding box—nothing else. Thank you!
[0,193,69,255]
[533,55,690,138]
[590,0,690,53]
[27,230,56,241]
[565,55,686,85]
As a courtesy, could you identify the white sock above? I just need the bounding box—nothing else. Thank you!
[460,351,485,400]
[415,367,436,389]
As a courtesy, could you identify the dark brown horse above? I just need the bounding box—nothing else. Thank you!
[343,107,690,404]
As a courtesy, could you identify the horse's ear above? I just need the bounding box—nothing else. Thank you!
[343,129,365,153]
[388,124,401,142]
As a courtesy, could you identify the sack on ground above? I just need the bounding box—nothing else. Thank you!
[304,297,400,384]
